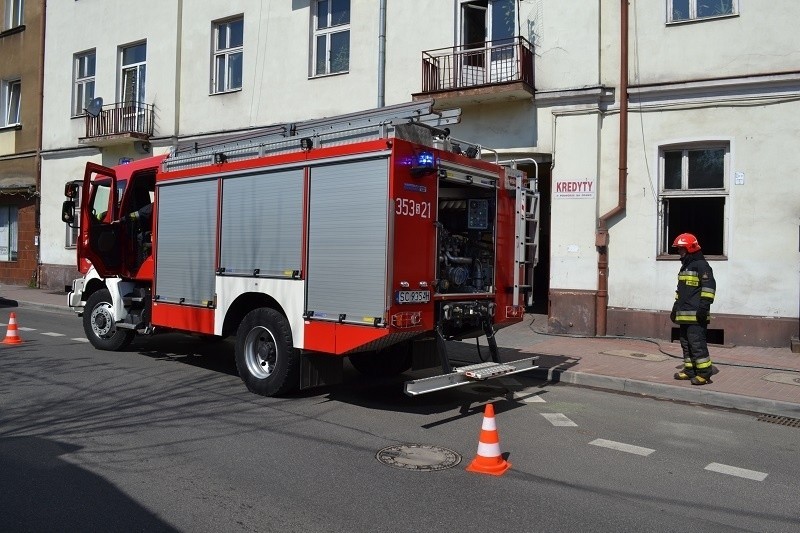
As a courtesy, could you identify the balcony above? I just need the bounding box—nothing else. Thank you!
[79,101,155,147]
[413,36,535,107]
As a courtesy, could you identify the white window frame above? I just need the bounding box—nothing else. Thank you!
[0,205,19,262]
[118,42,147,133]
[211,16,244,94]
[311,0,350,77]
[1,79,21,127]
[3,0,23,30]
[658,142,730,257]
[72,50,96,117]
[119,42,147,104]
[667,0,738,24]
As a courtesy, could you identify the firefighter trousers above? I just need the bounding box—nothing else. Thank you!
[679,324,713,379]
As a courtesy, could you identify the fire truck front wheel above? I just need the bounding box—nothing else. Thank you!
[235,308,299,397]
[83,289,135,351]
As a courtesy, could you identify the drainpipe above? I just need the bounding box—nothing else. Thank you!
[595,0,629,336]
[174,0,183,144]
[36,1,48,288]
[377,0,387,107]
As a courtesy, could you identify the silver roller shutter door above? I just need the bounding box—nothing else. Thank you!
[307,158,389,322]
[220,169,303,276]
[155,179,217,305]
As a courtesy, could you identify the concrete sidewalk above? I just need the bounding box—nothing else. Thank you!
[2,284,799,418]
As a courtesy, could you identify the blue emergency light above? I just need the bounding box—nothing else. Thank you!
[411,150,436,176]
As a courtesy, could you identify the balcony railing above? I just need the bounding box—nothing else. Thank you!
[83,101,154,141]
[420,36,534,94]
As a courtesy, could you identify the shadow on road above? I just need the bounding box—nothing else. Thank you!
[118,330,579,418]
[133,333,239,377]
[0,436,177,531]
[0,297,20,308]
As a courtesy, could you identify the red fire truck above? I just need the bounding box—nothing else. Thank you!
[62,101,539,397]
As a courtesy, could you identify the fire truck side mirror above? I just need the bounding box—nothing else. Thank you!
[64,180,80,198]
[62,200,76,225]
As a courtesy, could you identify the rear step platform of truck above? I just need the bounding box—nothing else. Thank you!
[404,357,539,396]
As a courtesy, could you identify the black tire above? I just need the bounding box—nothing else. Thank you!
[234,307,299,397]
[83,288,135,351]
[349,342,412,377]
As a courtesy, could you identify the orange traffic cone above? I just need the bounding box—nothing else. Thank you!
[2,312,23,345]
[466,403,510,476]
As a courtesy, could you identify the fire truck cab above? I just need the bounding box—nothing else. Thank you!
[63,101,540,397]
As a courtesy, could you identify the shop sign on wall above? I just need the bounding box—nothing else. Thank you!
[553,178,595,199]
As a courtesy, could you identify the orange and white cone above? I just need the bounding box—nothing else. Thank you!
[2,312,23,345]
[466,403,510,476]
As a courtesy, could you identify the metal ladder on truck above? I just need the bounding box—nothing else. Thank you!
[511,163,540,307]
[162,99,466,172]
[403,164,541,397]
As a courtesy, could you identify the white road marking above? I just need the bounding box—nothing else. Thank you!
[18,327,36,331]
[590,439,655,457]
[71,338,90,343]
[41,332,65,337]
[705,463,768,481]
[512,391,546,403]
[541,413,577,426]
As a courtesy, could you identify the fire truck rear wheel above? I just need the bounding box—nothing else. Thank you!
[235,307,299,397]
[349,342,412,377]
[83,288,135,351]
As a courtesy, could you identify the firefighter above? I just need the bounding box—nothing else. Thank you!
[670,233,716,385]
[122,201,152,226]
[120,201,154,265]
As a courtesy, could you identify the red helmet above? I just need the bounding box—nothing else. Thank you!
[672,233,701,253]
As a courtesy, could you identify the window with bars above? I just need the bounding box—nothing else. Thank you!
[660,144,729,256]
[73,51,96,117]
[312,0,350,76]
[212,16,243,93]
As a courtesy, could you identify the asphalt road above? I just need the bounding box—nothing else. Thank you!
[1,307,798,532]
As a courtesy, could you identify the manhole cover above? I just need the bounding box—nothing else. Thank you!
[376,444,462,471]
[762,372,800,387]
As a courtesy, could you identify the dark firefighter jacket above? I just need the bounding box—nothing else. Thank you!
[674,251,716,324]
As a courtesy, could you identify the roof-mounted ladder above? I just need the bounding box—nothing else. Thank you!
[163,99,462,172]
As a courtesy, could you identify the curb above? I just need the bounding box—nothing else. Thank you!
[0,297,74,316]
[18,301,76,316]
[529,367,800,419]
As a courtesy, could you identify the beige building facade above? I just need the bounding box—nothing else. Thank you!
[38,1,799,347]
[0,0,43,286]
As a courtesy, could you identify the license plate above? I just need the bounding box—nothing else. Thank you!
[396,290,430,304]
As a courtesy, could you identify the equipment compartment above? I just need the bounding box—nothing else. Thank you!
[435,177,497,295]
